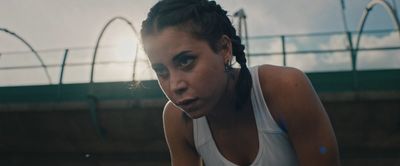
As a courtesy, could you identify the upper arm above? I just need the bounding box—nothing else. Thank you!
[163,101,202,166]
[259,66,340,166]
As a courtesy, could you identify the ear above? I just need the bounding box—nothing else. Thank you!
[218,35,233,63]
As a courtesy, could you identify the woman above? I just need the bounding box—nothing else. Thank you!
[140,0,340,165]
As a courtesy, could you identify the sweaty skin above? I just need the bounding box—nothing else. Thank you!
[144,27,234,119]
[143,27,340,166]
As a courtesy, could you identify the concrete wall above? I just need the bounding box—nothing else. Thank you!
[1,92,399,166]
[322,92,400,166]
[0,99,170,166]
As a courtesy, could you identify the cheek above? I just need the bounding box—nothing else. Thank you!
[157,79,172,98]
[192,64,225,91]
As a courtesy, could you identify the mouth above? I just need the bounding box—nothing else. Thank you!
[176,98,198,111]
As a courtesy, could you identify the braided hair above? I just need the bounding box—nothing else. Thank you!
[141,0,252,109]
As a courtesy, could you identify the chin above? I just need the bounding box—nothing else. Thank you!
[185,110,206,119]
[188,114,204,119]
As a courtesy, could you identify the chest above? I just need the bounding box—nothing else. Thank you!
[208,119,260,166]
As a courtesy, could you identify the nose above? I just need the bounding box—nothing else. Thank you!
[170,73,188,96]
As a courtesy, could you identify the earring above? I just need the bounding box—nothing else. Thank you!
[224,60,235,79]
[224,60,232,72]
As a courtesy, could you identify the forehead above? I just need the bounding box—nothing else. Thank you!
[143,27,208,62]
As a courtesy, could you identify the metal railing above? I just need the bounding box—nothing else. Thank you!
[246,29,400,70]
[1,29,399,87]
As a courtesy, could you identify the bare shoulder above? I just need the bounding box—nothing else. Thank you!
[163,101,194,144]
[257,64,309,96]
[257,65,340,165]
[257,64,313,118]
[163,101,201,165]
[163,101,184,125]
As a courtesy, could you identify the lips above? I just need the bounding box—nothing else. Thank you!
[176,98,198,110]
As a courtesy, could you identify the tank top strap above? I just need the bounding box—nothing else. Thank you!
[193,116,212,148]
[249,66,284,133]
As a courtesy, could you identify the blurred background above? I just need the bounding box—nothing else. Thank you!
[0,0,399,165]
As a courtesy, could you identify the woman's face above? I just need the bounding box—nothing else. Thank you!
[143,27,231,119]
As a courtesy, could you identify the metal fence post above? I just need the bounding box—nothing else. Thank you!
[57,49,69,100]
[346,32,358,90]
[59,49,69,85]
[281,36,287,66]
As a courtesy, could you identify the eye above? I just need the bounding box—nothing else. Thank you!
[177,55,196,69]
[152,65,169,78]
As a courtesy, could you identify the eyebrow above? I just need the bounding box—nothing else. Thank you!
[151,50,193,69]
[151,63,164,70]
[172,50,192,63]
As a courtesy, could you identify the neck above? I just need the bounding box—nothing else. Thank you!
[207,95,252,129]
[206,68,243,122]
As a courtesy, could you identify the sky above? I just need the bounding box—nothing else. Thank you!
[1,0,400,86]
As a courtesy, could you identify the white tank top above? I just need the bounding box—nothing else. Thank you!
[193,66,299,166]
